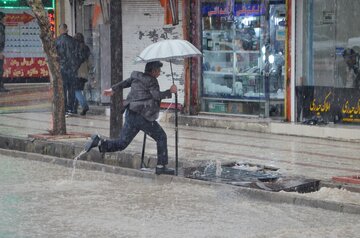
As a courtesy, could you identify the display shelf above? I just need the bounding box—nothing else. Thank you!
[203,50,233,54]
[204,71,233,76]
[202,96,266,103]
[235,50,259,54]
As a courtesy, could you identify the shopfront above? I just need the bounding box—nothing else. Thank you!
[295,0,360,124]
[72,0,184,105]
[0,0,55,83]
[200,0,287,118]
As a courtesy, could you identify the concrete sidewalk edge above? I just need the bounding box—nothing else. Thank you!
[1,148,360,215]
[162,112,360,142]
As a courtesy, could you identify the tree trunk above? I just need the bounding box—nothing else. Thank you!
[28,0,66,135]
[109,0,123,138]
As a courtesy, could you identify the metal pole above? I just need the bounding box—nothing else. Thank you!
[141,133,147,168]
[169,61,178,176]
[169,0,179,26]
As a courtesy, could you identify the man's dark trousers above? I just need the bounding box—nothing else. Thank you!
[102,110,169,165]
[0,58,4,87]
[61,69,76,113]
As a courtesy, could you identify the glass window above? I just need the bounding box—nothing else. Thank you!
[201,0,286,117]
[296,0,360,124]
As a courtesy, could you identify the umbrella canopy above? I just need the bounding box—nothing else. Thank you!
[135,39,202,63]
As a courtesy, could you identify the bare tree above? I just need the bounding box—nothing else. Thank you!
[27,0,66,135]
[110,0,123,138]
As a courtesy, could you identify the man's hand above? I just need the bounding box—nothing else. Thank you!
[103,88,114,96]
[170,84,177,94]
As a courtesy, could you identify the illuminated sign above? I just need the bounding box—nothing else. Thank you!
[0,0,54,8]
[48,9,55,37]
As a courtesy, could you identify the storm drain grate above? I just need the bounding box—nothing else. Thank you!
[184,162,320,193]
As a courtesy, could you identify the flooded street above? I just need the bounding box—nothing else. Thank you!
[0,155,359,238]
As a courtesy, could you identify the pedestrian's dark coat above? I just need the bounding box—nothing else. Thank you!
[111,71,172,121]
[55,33,81,74]
[75,43,92,90]
[0,22,5,53]
[0,21,5,78]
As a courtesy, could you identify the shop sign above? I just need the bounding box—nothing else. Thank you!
[202,3,266,17]
[3,57,49,78]
[322,11,335,24]
[2,8,54,81]
[0,0,54,8]
[4,12,34,26]
[297,86,360,123]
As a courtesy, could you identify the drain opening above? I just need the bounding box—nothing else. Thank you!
[184,162,320,193]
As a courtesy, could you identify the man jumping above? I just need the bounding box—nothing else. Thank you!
[84,61,177,175]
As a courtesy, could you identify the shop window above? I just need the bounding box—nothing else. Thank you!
[201,0,285,117]
[296,0,360,124]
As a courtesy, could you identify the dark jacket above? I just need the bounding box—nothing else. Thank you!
[0,22,5,53]
[55,33,81,74]
[112,71,172,121]
[75,43,91,90]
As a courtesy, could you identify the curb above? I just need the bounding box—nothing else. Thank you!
[1,148,360,215]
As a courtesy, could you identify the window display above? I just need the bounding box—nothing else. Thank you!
[201,0,285,117]
[1,3,55,82]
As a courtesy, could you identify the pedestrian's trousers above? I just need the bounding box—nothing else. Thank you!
[61,69,76,113]
[102,110,168,165]
[0,58,4,86]
[75,90,88,109]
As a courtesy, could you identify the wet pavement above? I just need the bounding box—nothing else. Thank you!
[0,111,359,184]
[1,154,360,238]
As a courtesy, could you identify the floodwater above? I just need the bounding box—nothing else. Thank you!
[0,155,359,238]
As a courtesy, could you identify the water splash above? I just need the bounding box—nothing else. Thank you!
[215,160,222,177]
[203,161,215,176]
[71,150,87,181]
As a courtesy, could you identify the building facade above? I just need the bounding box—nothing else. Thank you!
[60,0,360,126]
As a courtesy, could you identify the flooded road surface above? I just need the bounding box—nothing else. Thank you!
[0,155,359,238]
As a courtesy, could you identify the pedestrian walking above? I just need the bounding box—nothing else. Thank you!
[55,23,81,115]
[0,11,9,92]
[73,32,92,116]
[84,61,177,175]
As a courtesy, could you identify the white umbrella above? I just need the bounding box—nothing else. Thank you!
[135,39,202,175]
[135,39,202,63]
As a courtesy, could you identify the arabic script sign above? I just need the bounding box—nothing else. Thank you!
[3,57,49,78]
[297,86,360,123]
[202,3,266,17]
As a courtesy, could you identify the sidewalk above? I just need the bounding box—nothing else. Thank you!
[0,109,359,192]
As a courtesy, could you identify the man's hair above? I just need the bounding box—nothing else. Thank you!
[0,12,5,20]
[145,61,163,73]
[59,23,68,32]
[342,48,356,58]
[74,32,85,43]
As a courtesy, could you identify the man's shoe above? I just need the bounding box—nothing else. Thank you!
[155,165,175,175]
[80,106,89,116]
[84,134,102,152]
